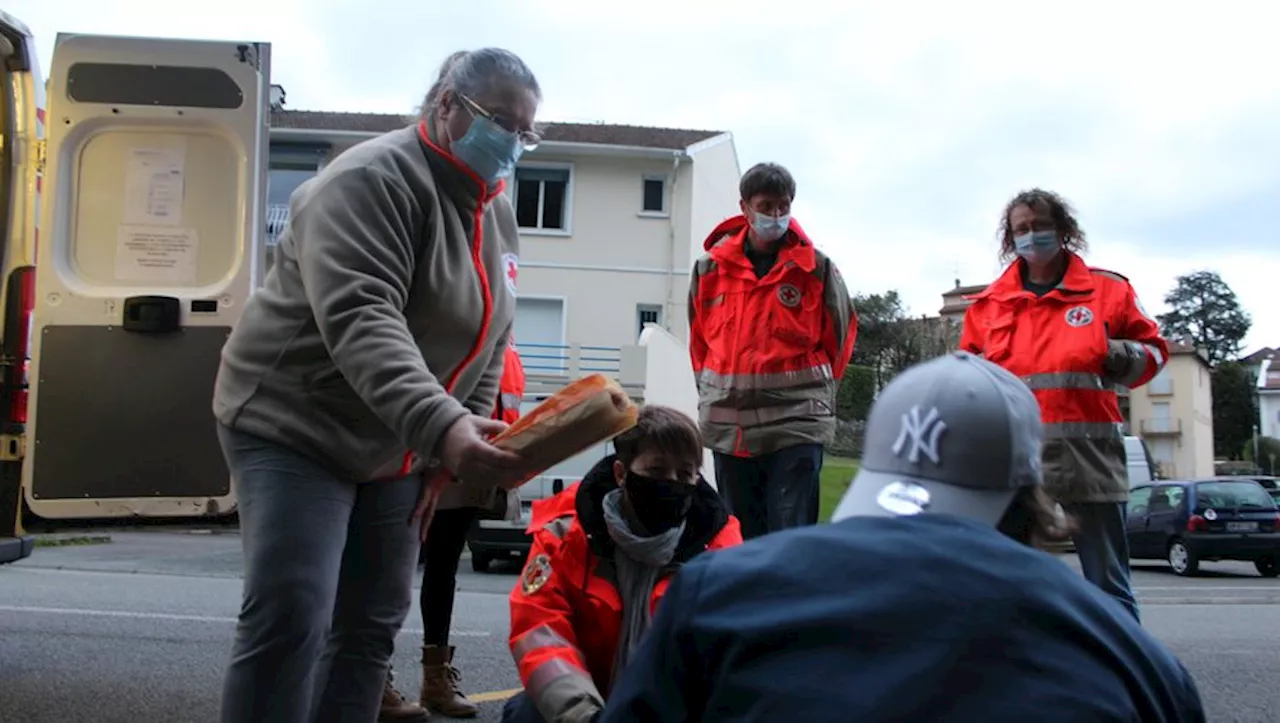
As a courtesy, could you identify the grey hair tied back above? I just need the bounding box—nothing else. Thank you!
[416,48,541,120]
[421,50,471,114]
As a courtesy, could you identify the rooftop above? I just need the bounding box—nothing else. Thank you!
[1166,341,1212,367]
[939,279,989,316]
[1260,357,1280,391]
[1240,347,1278,366]
[269,109,727,151]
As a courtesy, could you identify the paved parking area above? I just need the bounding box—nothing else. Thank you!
[1,532,1277,722]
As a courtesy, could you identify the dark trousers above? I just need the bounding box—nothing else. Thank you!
[419,507,479,646]
[714,443,823,540]
[216,425,421,723]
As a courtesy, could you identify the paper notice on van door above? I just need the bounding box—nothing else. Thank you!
[115,226,199,284]
[123,147,186,227]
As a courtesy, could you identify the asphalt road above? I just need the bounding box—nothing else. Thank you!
[2,531,1278,722]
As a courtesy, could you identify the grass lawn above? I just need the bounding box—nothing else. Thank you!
[819,456,861,522]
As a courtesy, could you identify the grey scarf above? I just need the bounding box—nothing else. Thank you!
[601,488,684,688]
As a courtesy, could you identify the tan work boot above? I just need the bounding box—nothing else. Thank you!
[419,645,479,718]
[379,668,429,722]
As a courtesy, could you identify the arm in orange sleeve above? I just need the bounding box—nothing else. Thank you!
[509,521,605,723]
[494,343,525,424]
[820,257,858,380]
[708,515,743,549]
[1103,281,1169,389]
[959,304,985,355]
[687,264,709,377]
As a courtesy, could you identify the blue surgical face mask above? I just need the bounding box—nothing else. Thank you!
[450,115,524,184]
[751,212,791,243]
[1014,230,1061,265]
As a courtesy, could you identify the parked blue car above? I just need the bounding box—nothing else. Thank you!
[1126,477,1280,577]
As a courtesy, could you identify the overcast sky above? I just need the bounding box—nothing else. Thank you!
[16,0,1280,352]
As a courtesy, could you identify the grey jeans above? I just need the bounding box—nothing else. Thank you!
[217,424,422,723]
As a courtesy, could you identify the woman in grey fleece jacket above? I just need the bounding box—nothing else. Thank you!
[210,48,542,723]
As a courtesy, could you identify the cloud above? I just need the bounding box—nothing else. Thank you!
[15,0,1280,350]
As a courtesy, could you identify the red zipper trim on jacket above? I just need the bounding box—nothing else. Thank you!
[397,122,500,476]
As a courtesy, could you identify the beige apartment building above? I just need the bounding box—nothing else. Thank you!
[1126,343,1214,479]
[939,281,1215,479]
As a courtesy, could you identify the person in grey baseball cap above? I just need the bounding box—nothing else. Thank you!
[598,352,1204,723]
[829,346,1058,542]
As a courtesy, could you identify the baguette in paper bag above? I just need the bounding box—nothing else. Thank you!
[490,373,638,490]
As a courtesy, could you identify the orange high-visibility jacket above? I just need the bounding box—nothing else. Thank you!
[688,216,857,458]
[495,339,525,424]
[960,252,1169,502]
[508,458,742,721]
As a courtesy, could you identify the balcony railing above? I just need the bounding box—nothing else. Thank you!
[518,343,624,377]
[518,343,650,401]
[266,204,290,246]
[1140,418,1182,436]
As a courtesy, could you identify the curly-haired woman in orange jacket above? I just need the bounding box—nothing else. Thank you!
[960,188,1169,621]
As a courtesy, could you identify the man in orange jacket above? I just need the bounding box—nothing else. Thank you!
[502,406,742,722]
[687,162,857,539]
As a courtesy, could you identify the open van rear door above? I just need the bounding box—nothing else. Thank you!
[0,11,42,559]
[25,34,270,520]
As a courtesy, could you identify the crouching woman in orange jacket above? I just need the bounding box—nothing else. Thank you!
[502,406,742,723]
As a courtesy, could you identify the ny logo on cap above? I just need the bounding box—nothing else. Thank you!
[892,405,947,465]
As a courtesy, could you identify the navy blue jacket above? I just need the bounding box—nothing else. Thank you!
[599,515,1204,723]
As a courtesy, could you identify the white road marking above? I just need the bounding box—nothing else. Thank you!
[0,604,490,637]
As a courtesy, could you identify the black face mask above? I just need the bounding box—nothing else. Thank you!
[624,471,695,534]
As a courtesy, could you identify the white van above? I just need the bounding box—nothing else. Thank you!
[1125,435,1157,487]
[467,396,613,572]
[1,14,271,562]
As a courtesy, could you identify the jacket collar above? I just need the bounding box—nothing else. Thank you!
[575,455,730,564]
[703,215,818,277]
[969,250,1096,303]
[416,120,506,209]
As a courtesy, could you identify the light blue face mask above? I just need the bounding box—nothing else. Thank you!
[1014,230,1060,265]
[451,114,524,184]
[751,212,791,243]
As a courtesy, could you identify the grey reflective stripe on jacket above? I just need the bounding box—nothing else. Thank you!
[1020,371,1129,503]
[513,623,604,723]
[1022,371,1112,392]
[696,363,838,457]
[526,658,604,723]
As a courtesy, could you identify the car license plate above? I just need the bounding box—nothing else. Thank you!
[1227,521,1258,533]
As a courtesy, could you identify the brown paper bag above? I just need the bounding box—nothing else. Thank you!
[491,373,638,490]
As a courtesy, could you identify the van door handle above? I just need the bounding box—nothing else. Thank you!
[122,296,181,334]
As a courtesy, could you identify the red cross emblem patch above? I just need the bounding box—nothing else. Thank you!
[1064,305,1094,328]
[777,284,801,308]
[502,253,518,297]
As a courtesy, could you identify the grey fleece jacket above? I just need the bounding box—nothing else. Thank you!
[213,123,518,482]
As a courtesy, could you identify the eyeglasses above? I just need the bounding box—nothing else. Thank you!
[459,94,541,151]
